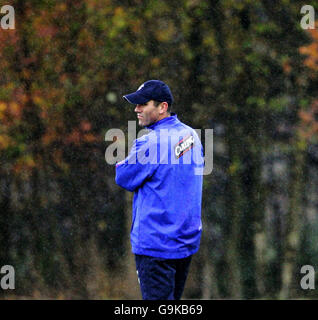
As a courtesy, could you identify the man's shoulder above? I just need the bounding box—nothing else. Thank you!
[167,121,198,138]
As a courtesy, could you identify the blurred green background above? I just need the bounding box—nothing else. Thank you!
[1,0,318,299]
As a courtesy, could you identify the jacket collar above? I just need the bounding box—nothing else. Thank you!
[145,113,179,130]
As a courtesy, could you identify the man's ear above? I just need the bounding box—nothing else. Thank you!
[159,102,169,114]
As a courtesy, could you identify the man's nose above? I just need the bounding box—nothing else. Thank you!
[135,105,141,112]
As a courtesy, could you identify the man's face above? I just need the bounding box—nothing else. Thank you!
[134,100,160,127]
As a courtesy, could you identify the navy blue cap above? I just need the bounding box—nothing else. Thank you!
[123,80,173,105]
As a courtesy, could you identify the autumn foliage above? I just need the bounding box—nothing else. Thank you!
[0,0,318,300]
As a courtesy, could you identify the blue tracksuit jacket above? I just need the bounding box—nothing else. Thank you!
[115,113,203,259]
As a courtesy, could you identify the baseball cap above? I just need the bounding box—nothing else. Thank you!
[123,80,173,105]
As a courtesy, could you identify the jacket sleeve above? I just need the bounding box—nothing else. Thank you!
[115,135,159,192]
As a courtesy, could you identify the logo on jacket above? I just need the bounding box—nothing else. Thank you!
[174,135,195,159]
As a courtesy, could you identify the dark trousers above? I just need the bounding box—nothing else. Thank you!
[134,254,192,300]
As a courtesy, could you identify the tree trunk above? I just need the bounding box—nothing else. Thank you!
[123,191,140,299]
[224,135,243,298]
[279,142,305,299]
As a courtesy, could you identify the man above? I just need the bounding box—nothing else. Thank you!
[115,80,203,300]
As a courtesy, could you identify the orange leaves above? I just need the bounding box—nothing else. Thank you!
[64,120,99,146]
[299,24,318,72]
[299,110,312,123]
[298,22,318,141]
[36,26,57,39]
[131,20,142,35]
[0,101,22,123]
[0,102,6,118]
[78,28,95,50]
[0,28,18,54]
[64,129,97,145]
[65,129,81,145]
[0,134,11,150]
[299,42,318,72]
[41,124,62,147]
[151,57,161,67]
[282,60,292,74]
[154,21,176,43]
[8,102,21,118]
[298,100,318,141]
[80,120,92,132]
[33,9,57,39]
